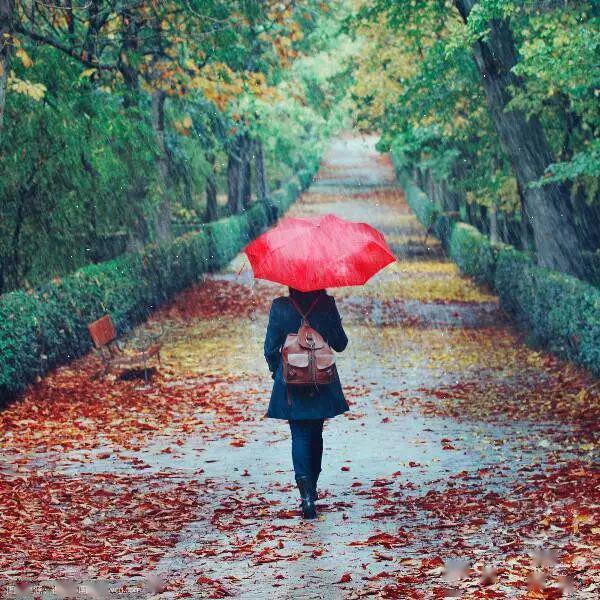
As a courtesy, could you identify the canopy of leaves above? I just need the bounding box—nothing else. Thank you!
[0,0,354,292]
[347,0,599,271]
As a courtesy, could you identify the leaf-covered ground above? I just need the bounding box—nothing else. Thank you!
[1,135,598,598]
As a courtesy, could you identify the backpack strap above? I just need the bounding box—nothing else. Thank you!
[288,295,320,324]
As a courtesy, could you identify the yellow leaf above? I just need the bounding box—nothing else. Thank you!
[15,47,33,68]
[573,512,595,534]
[79,68,97,79]
[8,72,46,101]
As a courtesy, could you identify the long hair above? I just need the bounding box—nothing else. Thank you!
[288,287,326,314]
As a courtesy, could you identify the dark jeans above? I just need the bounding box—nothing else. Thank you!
[288,419,325,481]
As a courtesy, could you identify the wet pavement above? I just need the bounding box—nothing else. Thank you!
[0,135,598,599]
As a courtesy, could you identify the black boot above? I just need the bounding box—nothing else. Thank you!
[310,473,320,502]
[296,476,317,519]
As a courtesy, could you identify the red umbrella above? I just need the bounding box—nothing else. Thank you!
[244,213,396,292]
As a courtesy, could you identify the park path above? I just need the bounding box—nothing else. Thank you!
[0,135,598,599]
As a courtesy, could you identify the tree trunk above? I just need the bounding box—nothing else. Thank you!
[489,204,499,243]
[572,183,600,252]
[255,139,268,201]
[465,201,475,227]
[119,7,140,109]
[425,170,436,208]
[204,153,218,222]
[240,134,252,209]
[518,181,530,251]
[479,204,489,235]
[501,211,510,244]
[0,0,13,133]
[454,0,584,278]
[151,89,172,243]
[227,138,241,215]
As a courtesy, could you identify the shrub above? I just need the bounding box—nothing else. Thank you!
[298,168,315,190]
[449,223,497,288]
[401,178,439,230]
[433,213,458,251]
[0,167,316,403]
[495,248,600,373]
[393,163,600,375]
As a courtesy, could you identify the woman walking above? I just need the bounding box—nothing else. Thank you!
[264,287,348,519]
[245,212,395,517]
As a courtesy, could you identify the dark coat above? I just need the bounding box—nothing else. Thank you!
[264,294,349,420]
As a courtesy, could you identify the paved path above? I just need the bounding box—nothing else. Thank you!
[0,135,598,599]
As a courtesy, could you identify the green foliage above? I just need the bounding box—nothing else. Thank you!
[495,248,600,375]
[401,168,600,375]
[352,0,600,273]
[0,50,160,291]
[397,173,439,230]
[0,165,316,402]
[449,223,497,289]
[1,1,342,294]
[433,213,458,252]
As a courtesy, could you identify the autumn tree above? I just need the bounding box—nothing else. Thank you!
[0,1,348,291]
[352,0,599,280]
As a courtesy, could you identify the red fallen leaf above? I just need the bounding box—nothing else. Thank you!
[311,548,324,558]
[351,481,362,487]
[336,573,352,583]
[97,452,111,459]
[349,531,412,549]
[442,443,456,450]
[372,479,392,487]
[194,548,219,557]
[421,556,444,569]
[364,571,394,581]
[373,550,394,561]
[275,509,297,519]
[196,577,232,598]
[381,417,390,423]
[433,586,470,599]
[408,461,420,468]
[341,466,350,472]
[230,439,246,447]
[241,469,250,476]
[391,471,402,477]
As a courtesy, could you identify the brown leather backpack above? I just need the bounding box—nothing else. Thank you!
[282,296,336,387]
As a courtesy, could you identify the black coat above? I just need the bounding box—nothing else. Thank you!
[264,294,349,420]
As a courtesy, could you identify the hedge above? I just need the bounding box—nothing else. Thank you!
[398,174,439,231]
[449,223,498,289]
[395,167,600,375]
[0,166,317,402]
[495,248,600,373]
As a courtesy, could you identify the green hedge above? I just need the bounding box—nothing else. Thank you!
[0,166,317,402]
[495,248,600,373]
[449,223,498,288]
[396,167,600,375]
[399,176,439,230]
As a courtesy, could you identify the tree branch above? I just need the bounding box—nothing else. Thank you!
[16,24,117,70]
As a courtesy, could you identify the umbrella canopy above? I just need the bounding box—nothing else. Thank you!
[244,213,396,292]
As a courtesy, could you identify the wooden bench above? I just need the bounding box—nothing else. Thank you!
[87,315,162,383]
